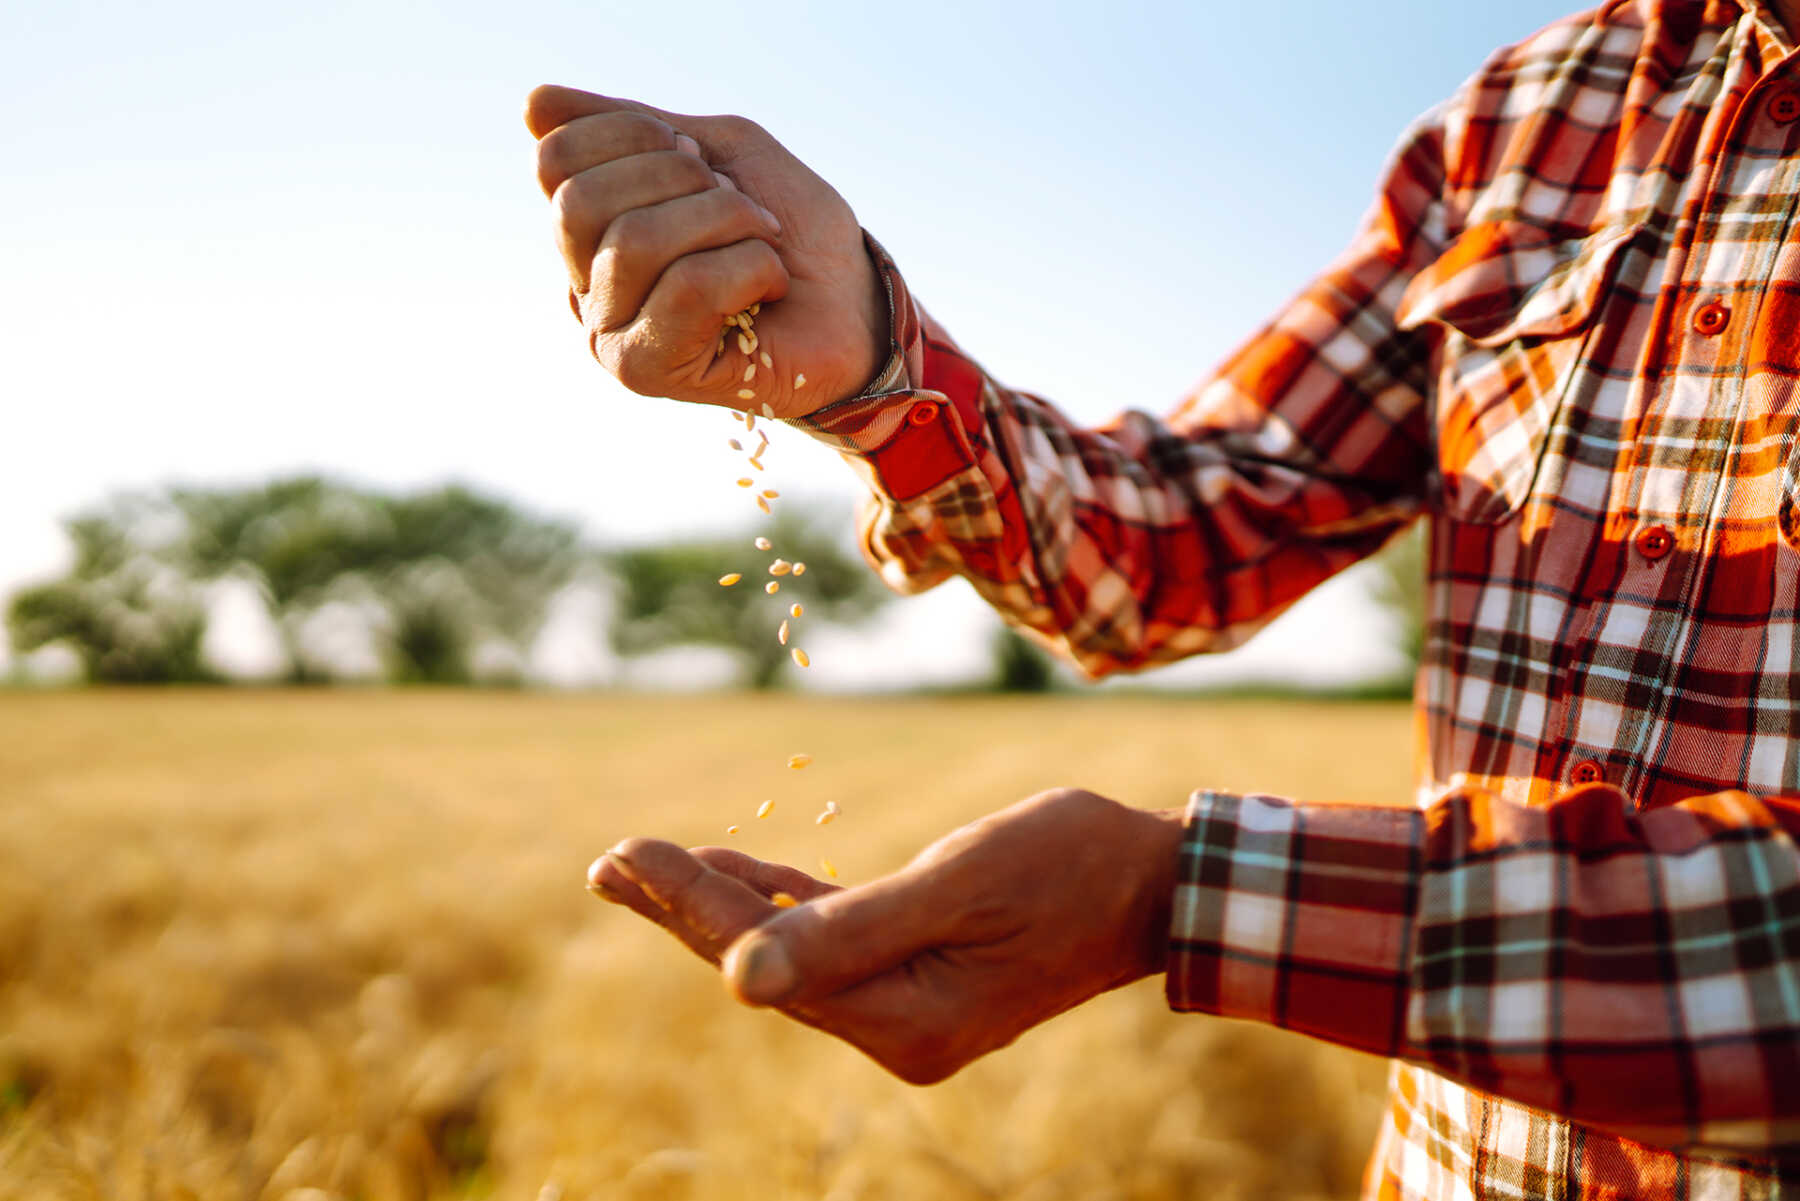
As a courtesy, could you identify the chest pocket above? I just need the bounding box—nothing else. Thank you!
[1396,219,1640,524]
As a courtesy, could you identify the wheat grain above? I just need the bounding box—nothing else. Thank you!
[787,754,812,770]
[756,800,774,820]
[771,892,798,908]
[791,648,809,668]
[764,581,779,594]
[717,573,742,586]
[778,620,789,646]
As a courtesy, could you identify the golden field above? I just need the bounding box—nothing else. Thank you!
[0,689,1413,1201]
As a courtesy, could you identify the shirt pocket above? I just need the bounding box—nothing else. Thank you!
[1396,219,1640,524]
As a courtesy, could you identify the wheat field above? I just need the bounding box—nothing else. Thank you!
[0,689,1413,1201]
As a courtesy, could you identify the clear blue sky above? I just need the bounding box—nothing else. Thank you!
[1,0,1582,685]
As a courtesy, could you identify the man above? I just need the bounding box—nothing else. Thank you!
[528,1,1800,1195]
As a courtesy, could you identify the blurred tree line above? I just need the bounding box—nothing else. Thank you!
[4,477,886,688]
[3,477,1426,692]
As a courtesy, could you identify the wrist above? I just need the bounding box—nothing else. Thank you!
[1130,806,1189,982]
[841,238,894,404]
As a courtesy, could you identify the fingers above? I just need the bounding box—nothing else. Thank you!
[719,866,957,1008]
[587,187,781,328]
[537,110,682,197]
[591,838,774,966]
[601,240,790,395]
[552,150,716,293]
[524,84,682,141]
[690,846,838,903]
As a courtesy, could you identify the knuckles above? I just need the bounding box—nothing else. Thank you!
[706,113,765,148]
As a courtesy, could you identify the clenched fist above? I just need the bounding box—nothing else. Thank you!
[525,85,890,418]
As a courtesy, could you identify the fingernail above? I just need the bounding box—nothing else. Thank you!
[756,204,781,234]
[675,133,701,157]
[712,170,737,192]
[599,848,638,880]
[726,932,796,1005]
[587,853,630,890]
[586,880,620,902]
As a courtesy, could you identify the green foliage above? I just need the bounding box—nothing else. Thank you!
[6,477,587,685]
[606,509,888,688]
[989,626,1059,693]
[7,571,214,685]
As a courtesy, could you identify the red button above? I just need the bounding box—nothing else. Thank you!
[1633,524,1674,560]
[1771,90,1800,123]
[1692,301,1730,336]
[1571,759,1605,785]
[907,402,940,426]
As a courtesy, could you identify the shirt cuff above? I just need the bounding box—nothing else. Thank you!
[1165,789,1423,1059]
[790,232,986,502]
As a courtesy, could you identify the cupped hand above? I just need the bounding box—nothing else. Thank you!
[525,84,889,418]
[587,789,1186,1084]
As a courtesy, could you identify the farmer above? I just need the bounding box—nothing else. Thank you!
[530,1,1800,1195]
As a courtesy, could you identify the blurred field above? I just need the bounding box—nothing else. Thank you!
[0,689,1412,1201]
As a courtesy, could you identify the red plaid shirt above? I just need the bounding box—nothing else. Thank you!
[797,1,1800,1196]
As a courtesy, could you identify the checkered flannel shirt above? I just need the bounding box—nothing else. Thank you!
[795,1,1800,1196]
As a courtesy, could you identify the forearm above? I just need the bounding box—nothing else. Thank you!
[1165,782,1800,1155]
[795,236,1434,677]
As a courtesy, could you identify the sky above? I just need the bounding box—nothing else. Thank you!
[2,0,1582,688]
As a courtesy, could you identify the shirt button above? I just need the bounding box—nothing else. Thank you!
[1633,523,1673,560]
[1692,300,1730,336]
[907,401,941,426]
[1770,89,1800,123]
[1571,759,1605,785]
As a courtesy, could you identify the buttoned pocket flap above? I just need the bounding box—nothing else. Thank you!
[1398,219,1638,522]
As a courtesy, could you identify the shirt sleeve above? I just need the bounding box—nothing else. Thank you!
[789,106,1456,677]
[1166,782,1800,1157]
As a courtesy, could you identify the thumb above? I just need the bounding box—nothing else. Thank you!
[523,84,687,140]
[720,869,954,1008]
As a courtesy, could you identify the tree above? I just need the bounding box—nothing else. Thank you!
[605,509,888,688]
[7,477,589,685]
[6,494,216,683]
[988,626,1059,692]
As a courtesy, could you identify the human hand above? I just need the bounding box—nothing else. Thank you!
[525,85,890,418]
[587,789,1186,1084]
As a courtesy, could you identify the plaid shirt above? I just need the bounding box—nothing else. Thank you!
[795,1,1800,1196]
